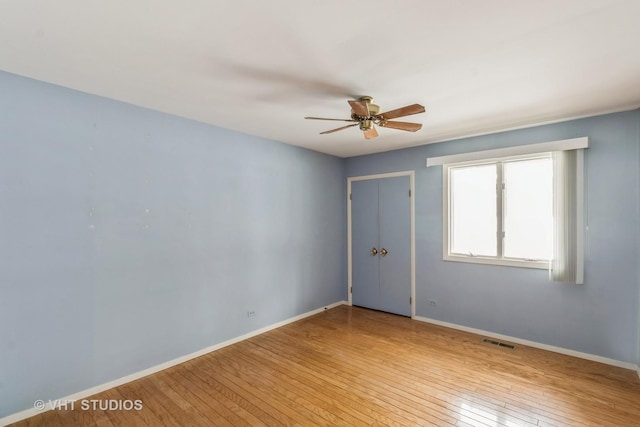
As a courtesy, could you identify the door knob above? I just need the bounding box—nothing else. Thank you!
[380,248,388,256]
[370,247,378,256]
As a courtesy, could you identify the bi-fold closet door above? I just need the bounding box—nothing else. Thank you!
[350,175,411,317]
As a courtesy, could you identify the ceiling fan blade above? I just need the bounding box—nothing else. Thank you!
[378,104,425,120]
[319,123,359,135]
[305,116,357,122]
[348,100,370,117]
[363,126,378,140]
[379,121,423,132]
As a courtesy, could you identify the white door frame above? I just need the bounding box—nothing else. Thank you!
[347,170,416,318]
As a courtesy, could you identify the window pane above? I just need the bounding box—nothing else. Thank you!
[450,164,497,256]
[503,158,552,260]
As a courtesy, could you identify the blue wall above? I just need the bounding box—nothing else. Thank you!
[0,71,347,417]
[347,110,640,365]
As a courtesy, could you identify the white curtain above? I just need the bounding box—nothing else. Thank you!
[550,149,584,284]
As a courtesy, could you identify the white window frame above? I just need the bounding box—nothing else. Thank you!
[443,153,551,269]
[427,137,588,272]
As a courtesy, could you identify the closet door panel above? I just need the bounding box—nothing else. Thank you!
[378,176,411,316]
[351,179,380,311]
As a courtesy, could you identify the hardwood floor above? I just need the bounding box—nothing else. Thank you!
[13,305,640,426]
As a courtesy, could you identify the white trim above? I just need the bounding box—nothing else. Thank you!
[347,171,416,317]
[414,315,638,371]
[411,172,417,314]
[419,105,639,149]
[637,366,640,380]
[442,254,549,269]
[426,137,589,167]
[0,301,347,426]
[442,165,449,264]
[347,179,353,306]
[348,170,417,181]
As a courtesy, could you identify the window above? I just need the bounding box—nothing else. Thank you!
[428,137,587,282]
[445,154,552,269]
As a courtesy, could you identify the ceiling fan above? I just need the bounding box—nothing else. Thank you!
[305,96,425,140]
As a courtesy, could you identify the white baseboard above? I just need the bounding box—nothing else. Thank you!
[637,365,640,379]
[0,300,347,427]
[413,315,638,371]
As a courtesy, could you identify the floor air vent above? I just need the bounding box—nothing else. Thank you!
[482,338,516,350]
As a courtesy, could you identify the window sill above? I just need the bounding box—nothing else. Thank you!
[443,254,549,270]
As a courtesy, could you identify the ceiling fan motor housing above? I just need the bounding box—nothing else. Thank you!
[351,96,380,121]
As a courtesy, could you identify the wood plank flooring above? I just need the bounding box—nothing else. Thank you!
[12,305,640,426]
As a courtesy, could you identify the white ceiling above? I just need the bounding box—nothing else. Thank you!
[1,1,640,158]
